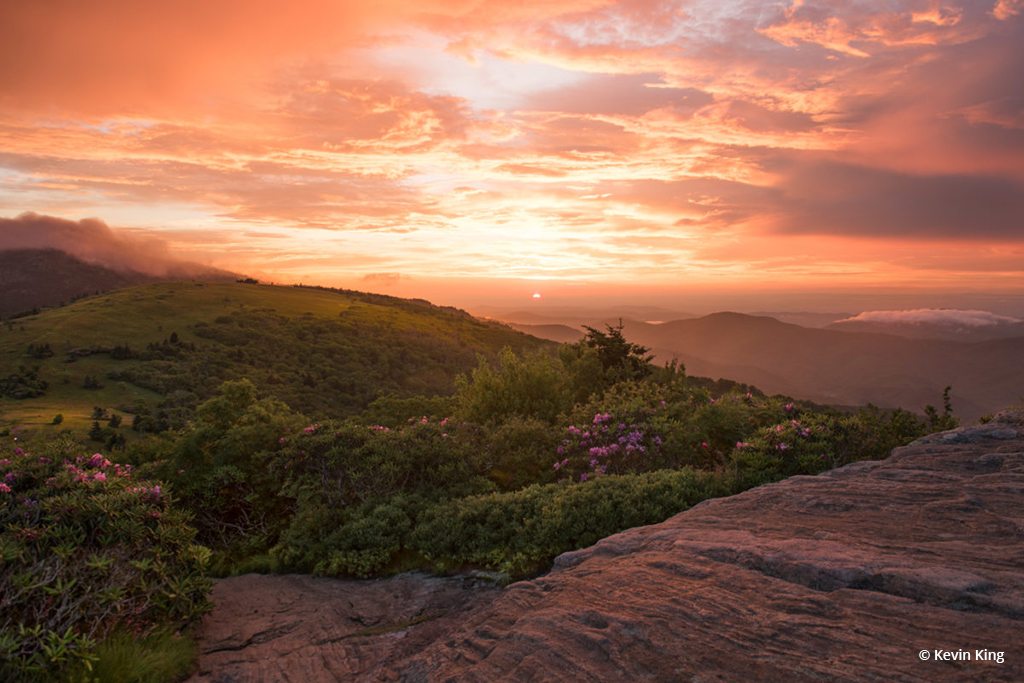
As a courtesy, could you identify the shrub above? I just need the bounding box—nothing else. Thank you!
[728,406,927,487]
[147,380,304,548]
[411,468,733,577]
[455,348,572,424]
[0,447,211,681]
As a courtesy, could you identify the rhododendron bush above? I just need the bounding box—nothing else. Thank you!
[0,445,210,680]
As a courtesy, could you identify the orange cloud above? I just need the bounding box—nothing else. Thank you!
[1,0,1023,306]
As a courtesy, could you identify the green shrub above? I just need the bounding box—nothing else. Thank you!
[728,406,927,487]
[411,469,733,577]
[479,416,561,490]
[0,447,211,681]
[147,379,306,554]
[455,347,572,424]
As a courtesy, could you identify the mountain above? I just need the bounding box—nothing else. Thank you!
[828,316,1024,342]
[0,249,157,318]
[507,322,584,343]
[750,311,851,328]
[477,305,696,327]
[616,312,1024,421]
[0,281,548,431]
[0,248,234,318]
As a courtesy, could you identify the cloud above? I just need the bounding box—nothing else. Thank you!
[762,159,1024,240]
[836,309,1023,326]
[993,0,1023,21]
[0,212,223,277]
[361,272,407,287]
[525,73,713,116]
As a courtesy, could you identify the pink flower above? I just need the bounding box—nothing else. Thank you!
[0,482,11,494]
[93,471,107,482]
[440,417,450,427]
[302,423,321,434]
[701,441,709,449]
[735,441,751,449]
[88,453,112,469]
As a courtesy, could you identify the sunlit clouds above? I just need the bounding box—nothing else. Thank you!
[1,1,1022,308]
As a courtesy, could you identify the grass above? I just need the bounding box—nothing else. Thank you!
[1,281,546,433]
[77,629,198,683]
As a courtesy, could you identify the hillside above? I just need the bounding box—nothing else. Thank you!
[189,412,1024,682]
[507,322,584,343]
[616,313,1024,421]
[0,249,156,318]
[0,281,548,431]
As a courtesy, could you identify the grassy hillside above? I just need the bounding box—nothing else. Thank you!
[0,281,548,432]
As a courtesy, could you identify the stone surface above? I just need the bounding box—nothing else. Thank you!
[191,412,1024,682]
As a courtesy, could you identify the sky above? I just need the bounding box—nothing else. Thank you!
[1,0,1023,313]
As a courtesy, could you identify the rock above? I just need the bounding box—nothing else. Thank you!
[190,417,1024,682]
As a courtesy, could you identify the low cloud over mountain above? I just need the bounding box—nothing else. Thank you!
[836,309,1023,327]
[0,212,225,278]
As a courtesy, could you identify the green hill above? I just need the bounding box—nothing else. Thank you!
[0,281,548,432]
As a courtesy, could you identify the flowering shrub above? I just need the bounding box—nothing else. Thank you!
[554,411,665,481]
[0,446,211,681]
[728,407,928,486]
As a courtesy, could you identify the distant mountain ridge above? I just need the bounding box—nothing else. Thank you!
[613,312,1023,421]
[0,248,234,318]
[827,314,1024,342]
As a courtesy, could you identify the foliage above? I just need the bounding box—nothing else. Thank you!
[454,348,571,424]
[0,445,210,681]
[0,366,48,399]
[146,380,306,555]
[728,405,928,487]
[0,282,547,436]
[411,469,733,576]
[924,385,959,431]
[578,321,653,382]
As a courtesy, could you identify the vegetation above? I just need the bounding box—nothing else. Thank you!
[0,444,210,681]
[0,282,545,434]
[0,282,958,681]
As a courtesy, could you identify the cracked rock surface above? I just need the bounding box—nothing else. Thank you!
[190,412,1024,682]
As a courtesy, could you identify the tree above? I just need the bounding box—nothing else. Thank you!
[579,321,653,382]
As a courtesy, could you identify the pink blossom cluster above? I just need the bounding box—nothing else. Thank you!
[556,411,662,482]
[127,484,163,502]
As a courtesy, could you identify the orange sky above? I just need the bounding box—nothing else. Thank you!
[1,1,1022,312]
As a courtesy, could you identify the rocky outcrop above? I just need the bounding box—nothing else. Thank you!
[190,412,1024,682]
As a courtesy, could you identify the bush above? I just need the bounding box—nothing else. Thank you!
[0,447,211,681]
[411,469,733,577]
[728,406,927,487]
[146,379,306,558]
[455,348,572,424]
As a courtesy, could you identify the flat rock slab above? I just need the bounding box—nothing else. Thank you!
[191,413,1024,682]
